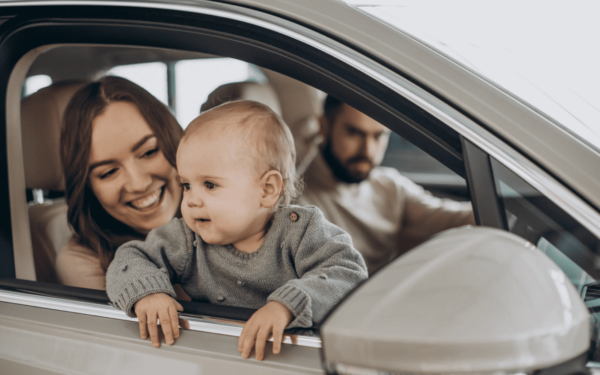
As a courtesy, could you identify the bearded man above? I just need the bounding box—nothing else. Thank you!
[297,96,475,274]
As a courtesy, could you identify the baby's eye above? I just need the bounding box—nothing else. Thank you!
[141,148,159,158]
[204,181,217,190]
[181,183,191,191]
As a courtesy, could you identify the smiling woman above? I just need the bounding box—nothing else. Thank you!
[57,76,183,290]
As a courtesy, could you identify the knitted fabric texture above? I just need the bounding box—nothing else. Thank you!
[106,205,368,328]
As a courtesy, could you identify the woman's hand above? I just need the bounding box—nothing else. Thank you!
[134,292,184,348]
[238,301,293,360]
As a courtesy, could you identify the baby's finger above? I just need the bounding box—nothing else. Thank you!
[254,327,271,361]
[138,313,148,340]
[175,300,184,312]
[272,326,284,355]
[158,310,174,345]
[147,312,160,348]
[290,334,298,344]
[241,324,259,359]
[179,317,190,330]
[168,305,180,339]
[238,321,253,353]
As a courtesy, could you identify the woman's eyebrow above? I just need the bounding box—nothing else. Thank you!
[131,134,156,152]
[89,134,156,172]
[89,159,116,172]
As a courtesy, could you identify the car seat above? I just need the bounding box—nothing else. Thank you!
[20,80,87,283]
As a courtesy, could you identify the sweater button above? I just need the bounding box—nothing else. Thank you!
[193,240,198,247]
[217,296,226,302]
[290,212,299,222]
[122,265,128,272]
[237,280,244,286]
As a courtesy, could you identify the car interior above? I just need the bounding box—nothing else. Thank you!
[18,44,472,289]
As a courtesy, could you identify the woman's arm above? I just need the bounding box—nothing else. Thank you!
[56,240,106,290]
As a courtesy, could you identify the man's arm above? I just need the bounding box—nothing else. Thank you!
[395,172,476,238]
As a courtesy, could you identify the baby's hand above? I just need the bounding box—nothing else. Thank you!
[134,293,184,348]
[238,301,293,360]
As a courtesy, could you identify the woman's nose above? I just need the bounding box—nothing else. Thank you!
[124,164,152,193]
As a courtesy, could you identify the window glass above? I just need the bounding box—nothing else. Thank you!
[382,133,468,200]
[24,74,52,96]
[175,58,262,128]
[382,133,453,175]
[490,157,600,359]
[108,62,168,106]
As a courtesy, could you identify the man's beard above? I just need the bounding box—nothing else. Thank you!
[322,140,372,184]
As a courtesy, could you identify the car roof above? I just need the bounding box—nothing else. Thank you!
[2,0,600,211]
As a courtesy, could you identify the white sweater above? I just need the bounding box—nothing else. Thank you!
[297,153,475,273]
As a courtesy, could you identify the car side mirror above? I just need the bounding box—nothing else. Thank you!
[321,227,590,374]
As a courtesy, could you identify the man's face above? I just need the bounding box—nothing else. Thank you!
[322,104,391,183]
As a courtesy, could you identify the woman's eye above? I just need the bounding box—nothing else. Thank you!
[181,183,191,191]
[204,181,216,190]
[142,148,158,158]
[99,169,117,179]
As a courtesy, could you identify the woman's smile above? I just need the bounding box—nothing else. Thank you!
[88,101,182,234]
[128,186,165,210]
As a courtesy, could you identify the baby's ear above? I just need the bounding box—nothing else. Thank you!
[260,170,284,208]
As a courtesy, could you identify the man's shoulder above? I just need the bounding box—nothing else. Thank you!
[369,166,417,188]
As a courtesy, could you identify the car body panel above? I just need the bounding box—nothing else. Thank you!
[0,301,323,374]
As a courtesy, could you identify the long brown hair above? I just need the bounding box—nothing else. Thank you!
[61,76,182,271]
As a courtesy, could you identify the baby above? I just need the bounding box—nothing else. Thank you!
[106,100,367,360]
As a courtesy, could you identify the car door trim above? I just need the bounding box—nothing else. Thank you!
[0,289,322,348]
[2,0,597,239]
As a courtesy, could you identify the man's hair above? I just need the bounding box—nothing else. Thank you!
[183,100,303,207]
[323,94,344,122]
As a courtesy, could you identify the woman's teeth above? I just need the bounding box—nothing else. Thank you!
[130,188,162,209]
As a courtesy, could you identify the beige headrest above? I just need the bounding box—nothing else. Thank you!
[21,80,88,191]
[201,81,282,116]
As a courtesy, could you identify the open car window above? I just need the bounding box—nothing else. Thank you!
[1,4,480,359]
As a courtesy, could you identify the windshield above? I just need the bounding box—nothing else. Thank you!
[344,0,600,152]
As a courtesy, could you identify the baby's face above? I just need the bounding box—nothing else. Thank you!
[177,131,267,246]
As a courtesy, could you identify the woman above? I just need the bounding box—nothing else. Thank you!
[56,76,183,290]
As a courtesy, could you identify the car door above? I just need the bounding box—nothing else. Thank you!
[1,1,599,374]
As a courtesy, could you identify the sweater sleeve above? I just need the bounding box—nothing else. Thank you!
[267,207,368,328]
[106,218,195,317]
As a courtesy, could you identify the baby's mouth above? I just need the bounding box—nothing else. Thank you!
[128,187,164,210]
[196,218,210,222]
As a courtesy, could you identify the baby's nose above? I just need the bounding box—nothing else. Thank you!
[186,192,204,207]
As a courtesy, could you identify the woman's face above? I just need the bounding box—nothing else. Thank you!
[87,101,182,234]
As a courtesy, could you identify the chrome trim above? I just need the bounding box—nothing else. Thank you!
[1,0,597,238]
[0,289,322,348]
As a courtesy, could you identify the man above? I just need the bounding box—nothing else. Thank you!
[297,95,475,274]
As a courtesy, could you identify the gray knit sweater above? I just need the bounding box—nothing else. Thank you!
[106,205,368,328]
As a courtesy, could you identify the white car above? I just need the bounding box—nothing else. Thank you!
[0,1,598,374]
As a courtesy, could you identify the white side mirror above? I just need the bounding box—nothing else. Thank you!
[321,227,590,374]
